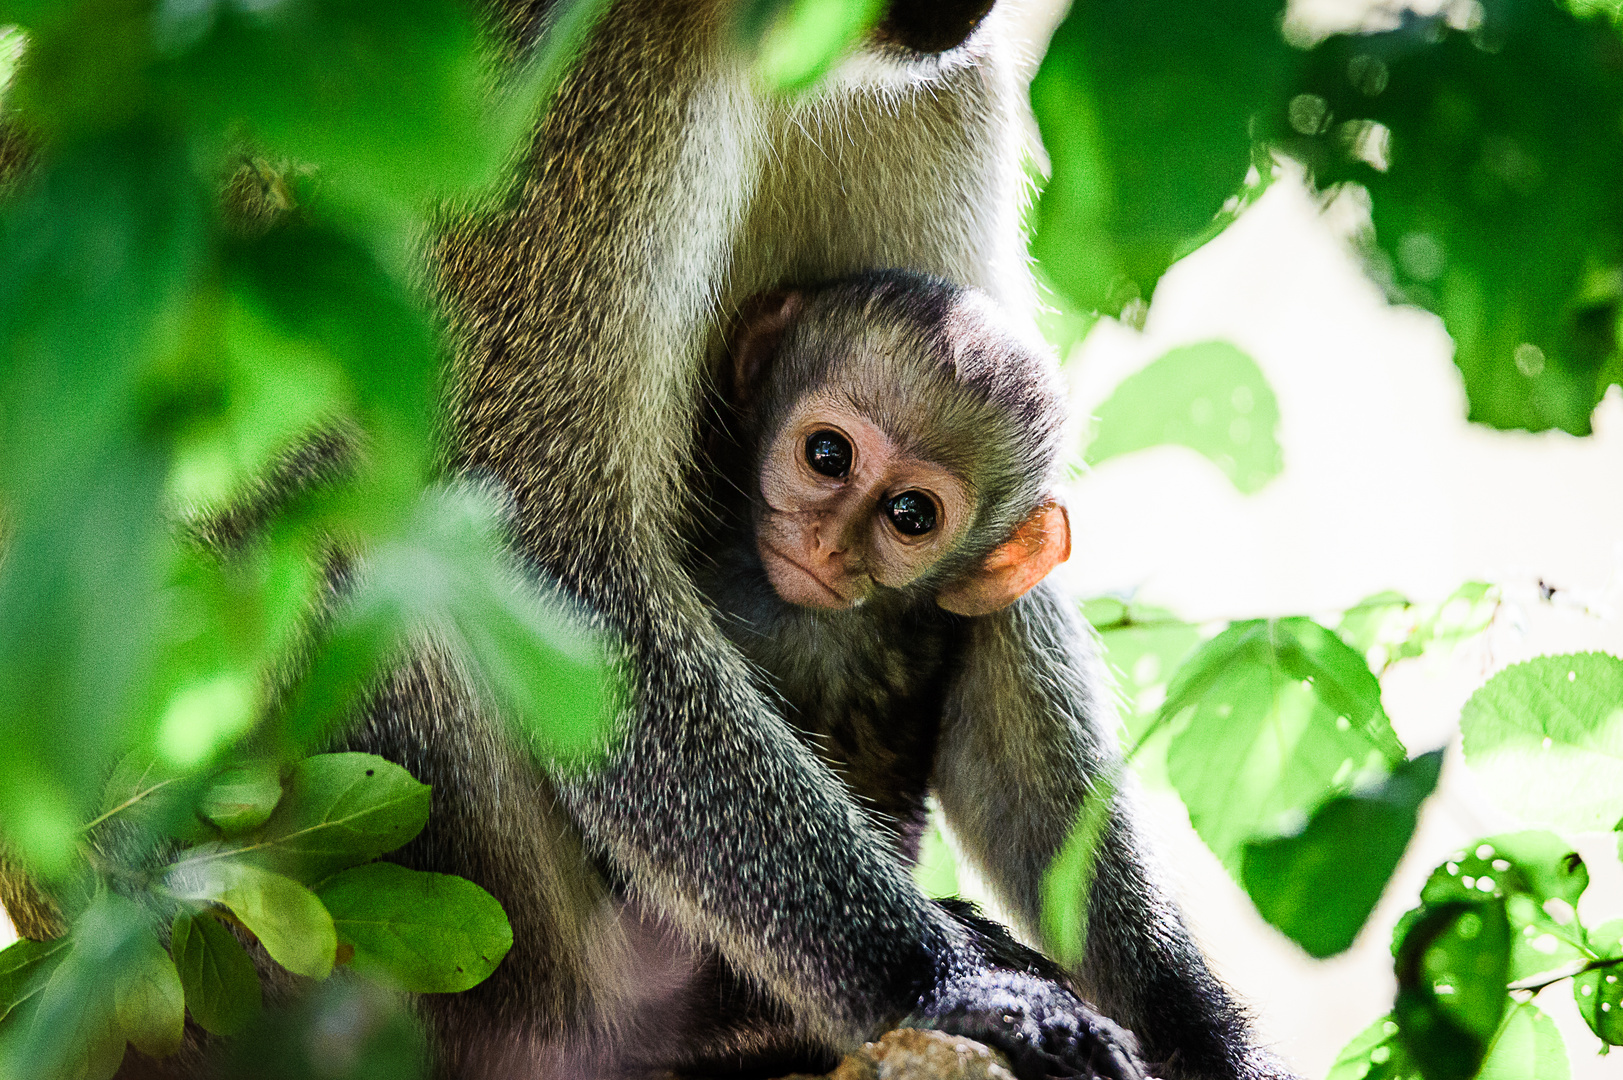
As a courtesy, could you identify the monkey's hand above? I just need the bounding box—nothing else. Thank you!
[909,970,1149,1080]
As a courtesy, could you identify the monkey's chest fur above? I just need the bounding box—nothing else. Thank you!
[696,554,961,863]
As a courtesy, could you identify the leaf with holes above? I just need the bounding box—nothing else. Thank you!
[1393,898,1511,1080]
[1325,1015,1420,1080]
[1574,919,1623,1046]
[1421,832,1590,982]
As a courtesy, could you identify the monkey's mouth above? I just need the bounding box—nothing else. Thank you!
[759,544,856,609]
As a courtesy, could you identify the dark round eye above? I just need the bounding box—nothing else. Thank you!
[804,430,852,478]
[885,491,938,537]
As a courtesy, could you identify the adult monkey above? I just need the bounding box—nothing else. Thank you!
[97,1,1285,1078]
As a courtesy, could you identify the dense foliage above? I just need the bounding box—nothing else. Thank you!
[0,0,1618,1077]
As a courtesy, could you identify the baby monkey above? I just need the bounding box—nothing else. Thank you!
[697,270,1072,859]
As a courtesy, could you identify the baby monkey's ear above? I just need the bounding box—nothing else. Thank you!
[937,497,1071,617]
[726,290,804,408]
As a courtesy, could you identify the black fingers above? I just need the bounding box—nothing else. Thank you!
[909,968,1148,1080]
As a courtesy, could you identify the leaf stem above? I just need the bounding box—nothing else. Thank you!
[80,775,182,833]
[1508,954,1623,995]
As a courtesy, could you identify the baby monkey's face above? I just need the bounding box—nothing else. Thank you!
[755,390,974,610]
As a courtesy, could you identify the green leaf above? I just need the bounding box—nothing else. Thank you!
[1163,617,1404,873]
[1326,1016,1421,1080]
[1040,771,1117,968]
[0,937,69,1025]
[735,0,885,93]
[112,929,184,1059]
[1393,898,1511,1080]
[165,858,335,980]
[1030,0,1295,312]
[93,752,203,842]
[245,753,430,884]
[1459,652,1623,831]
[1574,919,1623,1046]
[198,760,284,836]
[1419,832,1589,983]
[1241,749,1442,958]
[1084,342,1283,494]
[1278,1,1623,434]
[316,862,512,994]
[170,913,262,1037]
[1479,1004,1569,1080]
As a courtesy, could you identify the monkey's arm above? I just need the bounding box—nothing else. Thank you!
[934,582,1296,1080]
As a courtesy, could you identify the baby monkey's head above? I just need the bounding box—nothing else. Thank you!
[724,271,1070,615]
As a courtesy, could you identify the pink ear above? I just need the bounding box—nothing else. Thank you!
[937,498,1071,617]
[727,290,803,406]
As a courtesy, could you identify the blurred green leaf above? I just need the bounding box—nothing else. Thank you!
[1278,0,1623,434]
[317,862,512,993]
[1574,919,1623,1046]
[245,753,430,885]
[1241,749,1442,958]
[1459,652,1623,831]
[287,486,612,759]
[165,858,335,979]
[1084,341,1282,493]
[1393,898,1511,1080]
[1040,771,1116,967]
[1030,0,1294,312]
[1163,617,1404,873]
[218,973,427,1080]
[0,937,68,1025]
[1338,583,1500,673]
[0,131,207,875]
[1478,1004,1569,1080]
[912,815,960,900]
[171,912,262,1037]
[112,927,183,1059]
[735,0,884,93]
[1326,1015,1420,1080]
[198,760,283,836]
[156,0,534,210]
[1081,598,1201,789]
[0,891,148,1080]
[1420,832,1589,983]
